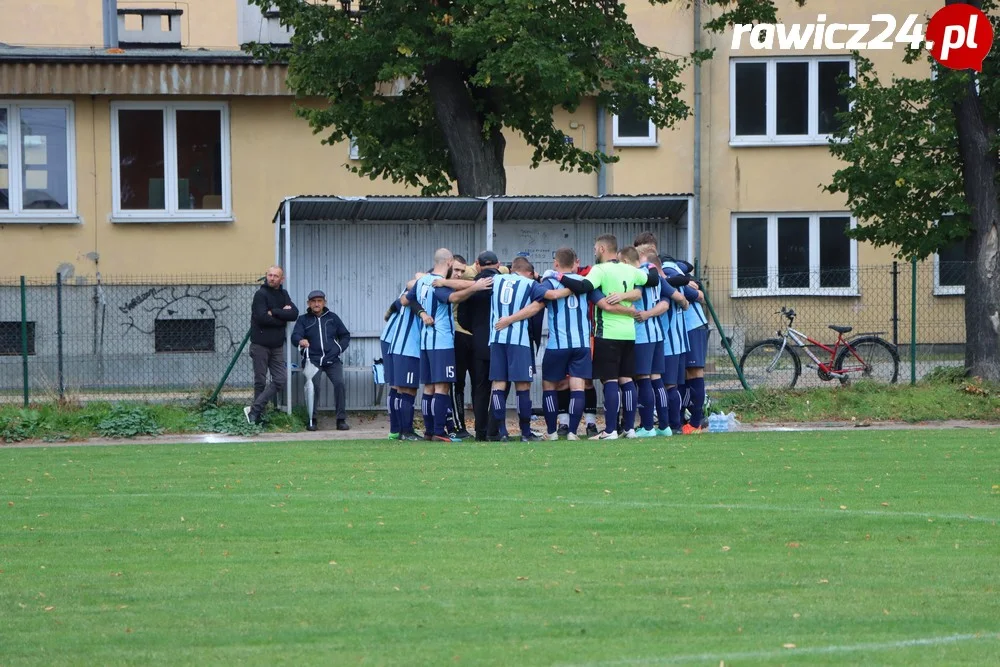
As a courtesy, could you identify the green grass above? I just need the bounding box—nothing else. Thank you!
[2,431,999,665]
[0,402,307,442]
[714,379,1000,423]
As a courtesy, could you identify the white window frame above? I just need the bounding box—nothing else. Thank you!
[730,212,859,297]
[110,101,232,223]
[932,251,965,296]
[612,77,658,147]
[730,56,854,146]
[348,136,360,160]
[0,100,78,223]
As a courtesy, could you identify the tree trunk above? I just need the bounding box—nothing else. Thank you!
[950,0,1000,380]
[425,59,507,196]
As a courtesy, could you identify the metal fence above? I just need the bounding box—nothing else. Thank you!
[0,262,970,408]
[699,261,968,391]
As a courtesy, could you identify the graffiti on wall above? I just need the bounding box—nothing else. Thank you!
[119,285,239,352]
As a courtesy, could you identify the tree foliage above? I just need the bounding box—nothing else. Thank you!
[824,1,999,260]
[246,0,791,195]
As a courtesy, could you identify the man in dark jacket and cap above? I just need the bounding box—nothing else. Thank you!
[292,290,352,431]
[458,250,506,440]
[246,266,298,425]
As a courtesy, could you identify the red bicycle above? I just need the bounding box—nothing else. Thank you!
[739,307,900,389]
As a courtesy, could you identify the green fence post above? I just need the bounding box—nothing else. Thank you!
[209,328,252,406]
[910,257,917,385]
[56,271,65,400]
[694,260,749,391]
[20,276,29,408]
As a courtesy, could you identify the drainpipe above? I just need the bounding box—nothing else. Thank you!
[596,104,608,195]
[692,0,702,267]
[103,0,119,48]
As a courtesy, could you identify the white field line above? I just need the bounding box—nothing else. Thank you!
[561,631,1000,666]
[14,491,1000,525]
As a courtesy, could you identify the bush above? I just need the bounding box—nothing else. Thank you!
[199,404,262,436]
[921,366,968,384]
[0,409,44,442]
[96,404,163,438]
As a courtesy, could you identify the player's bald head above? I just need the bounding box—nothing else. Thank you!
[433,248,453,265]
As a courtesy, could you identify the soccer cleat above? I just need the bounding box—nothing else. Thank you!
[387,432,400,440]
[432,434,461,442]
[622,429,638,439]
[585,423,599,438]
[672,428,684,436]
[399,432,422,441]
[544,432,560,441]
[454,430,473,440]
[681,424,703,435]
[556,424,570,437]
[634,428,657,438]
[521,433,541,442]
[654,427,673,437]
[590,430,619,440]
[566,433,580,441]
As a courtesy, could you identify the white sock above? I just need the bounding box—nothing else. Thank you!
[557,413,569,426]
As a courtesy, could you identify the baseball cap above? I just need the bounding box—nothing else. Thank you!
[477,250,499,266]
[307,290,326,300]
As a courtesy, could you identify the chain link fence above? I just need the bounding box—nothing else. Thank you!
[699,261,968,391]
[0,262,972,407]
[0,274,261,405]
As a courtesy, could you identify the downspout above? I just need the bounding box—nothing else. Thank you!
[596,105,608,195]
[692,0,702,267]
[103,0,119,48]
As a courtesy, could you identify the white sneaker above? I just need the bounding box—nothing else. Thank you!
[590,430,619,440]
[566,433,579,441]
[545,432,559,441]
[623,429,638,439]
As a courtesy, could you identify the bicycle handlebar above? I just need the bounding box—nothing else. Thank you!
[776,306,796,321]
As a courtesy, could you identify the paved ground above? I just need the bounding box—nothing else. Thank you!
[3,411,997,449]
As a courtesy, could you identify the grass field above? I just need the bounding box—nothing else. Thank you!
[2,430,999,666]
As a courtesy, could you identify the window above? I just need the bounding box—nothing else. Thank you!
[111,102,231,222]
[0,101,76,221]
[349,136,360,160]
[731,213,857,295]
[731,57,852,145]
[934,239,966,296]
[613,78,657,146]
[154,319,215,352]
[0,321,35,356]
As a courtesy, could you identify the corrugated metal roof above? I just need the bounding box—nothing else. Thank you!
[0,45,290,95]
[274,194,692,225]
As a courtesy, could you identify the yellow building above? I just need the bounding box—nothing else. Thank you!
[0,0,967,403]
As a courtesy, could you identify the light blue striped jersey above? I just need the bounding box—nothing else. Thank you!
[635,264,666,344]
[544,274,591,350]
[386,294,423,358]
[410,273,455,351]
[489,273,546,347]
[657,276,689,356]
[379,297,402,344]
[663,261,708,331]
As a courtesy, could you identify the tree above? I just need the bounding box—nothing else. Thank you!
[247,0,788,196]
[824,0,999,380]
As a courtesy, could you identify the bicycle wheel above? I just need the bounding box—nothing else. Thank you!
[834,336,899,384]
[739,339,801,390]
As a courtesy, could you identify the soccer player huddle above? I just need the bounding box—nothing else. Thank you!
[379,230,710,442]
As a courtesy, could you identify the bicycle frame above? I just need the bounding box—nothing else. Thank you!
[781,326,847,376]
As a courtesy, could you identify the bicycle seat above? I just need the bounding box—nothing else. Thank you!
[828,325,853,334]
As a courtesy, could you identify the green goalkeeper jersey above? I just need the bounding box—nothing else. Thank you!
[585,261,651,341]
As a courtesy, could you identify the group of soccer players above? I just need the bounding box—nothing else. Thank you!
[378,230,710,442]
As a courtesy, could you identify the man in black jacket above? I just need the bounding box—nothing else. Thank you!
[292,290,352,431]
[245,266,298,424]
[458,250,506,440]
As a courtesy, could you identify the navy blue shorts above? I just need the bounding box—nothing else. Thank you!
[634,340,665,376]
[663,354,685,386]
[380,341,394,385]
[391,354,420,388]
[489,343,535,382]
[685,327,709,368]
[420,348,456,384]
[542,347,592,382]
